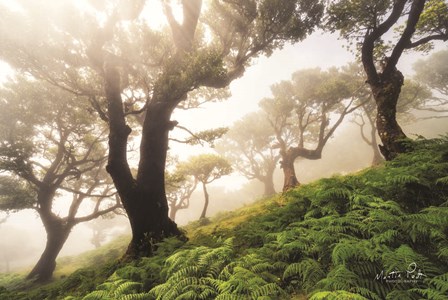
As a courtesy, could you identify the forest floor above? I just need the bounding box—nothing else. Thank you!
[1,137,448,300]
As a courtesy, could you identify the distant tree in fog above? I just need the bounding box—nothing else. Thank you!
[0,78,121,282]
[216,112,280,197]
[414,50,448,118]
[260,67,363,191]
[178,154,231,220]
[87,213,127,249]
[166,170,198,222]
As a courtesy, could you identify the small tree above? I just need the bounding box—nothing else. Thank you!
[326,0,448,160]
[260,67,363,191]
[166,171,197,222]
[178,154,231,220]
[216,112,279,197]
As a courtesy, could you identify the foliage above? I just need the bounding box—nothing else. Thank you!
[2,137,448,299]
[178,154,232,184]
[414,50,448,95]
[0,175,35,212]
[216,111,279,196]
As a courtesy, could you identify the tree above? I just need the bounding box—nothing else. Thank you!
[355,79,432,164]
[0,78,121,282]
[327,0,448,160]
[0,0,324,257]
[178,154,231,220]
[166,170,198,222]
[413,50,448,118]
[260,67,362,191]
[216,112,280,197]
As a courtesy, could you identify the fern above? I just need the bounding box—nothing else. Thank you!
[119,294,152,300]
[310,290,368,300]
[250,283,284,298]
[82,273,149,300]
[82,290,109,300]
[391,174,420,185]
[283,259,325,292]
[436,176,448,185]
[413,273,448,300]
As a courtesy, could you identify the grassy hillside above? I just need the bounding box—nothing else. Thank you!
[1,137,448,299]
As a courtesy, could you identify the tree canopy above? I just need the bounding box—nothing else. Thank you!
[216,111,279,196]
[178,154,231,219]
[260,67,362,190]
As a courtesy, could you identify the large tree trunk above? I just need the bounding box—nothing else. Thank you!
[280,154,300,192]
[263,178,276,197]
[104,66,182,259]
[27,217,70,282]
[199,182,209,219]
[371,70,408,160]
[261,166,276,196]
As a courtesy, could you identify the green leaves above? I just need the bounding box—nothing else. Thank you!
[177,154,232,184]
[0,175,35,211]
[82,273,149,300]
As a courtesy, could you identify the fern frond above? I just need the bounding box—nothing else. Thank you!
[118,293,152,300]
[391,174,420,185]
[214,294,240,300]
[309,290,368,300]
[436,176,448,185]
[114,281,142,296]
[82,290,109,300]
[250,283,283,298]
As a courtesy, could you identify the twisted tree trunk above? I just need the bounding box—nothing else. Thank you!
[280,152,300,192]
[371,70,408,160]
[27,204,71,283]
[104,66,182,258]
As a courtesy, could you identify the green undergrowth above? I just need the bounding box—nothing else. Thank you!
[2,137,448,299]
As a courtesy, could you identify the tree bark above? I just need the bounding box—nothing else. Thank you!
[280,154,300,192]
[104,65,183,259]
[199,181,209,219]
[262,166,276,196]
[26,216,71,282]
[371,70,408,160]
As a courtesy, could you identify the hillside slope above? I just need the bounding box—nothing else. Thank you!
[1,137,448,300]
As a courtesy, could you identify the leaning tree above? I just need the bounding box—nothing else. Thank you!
[216,111,280,197]
[0,0,324,257]
[326,0,448,160]
[0,78,121,282]
[260,67,363,191]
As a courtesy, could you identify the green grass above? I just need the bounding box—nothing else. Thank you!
[2,137,448,299]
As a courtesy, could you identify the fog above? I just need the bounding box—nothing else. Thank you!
[0,4,447,276]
